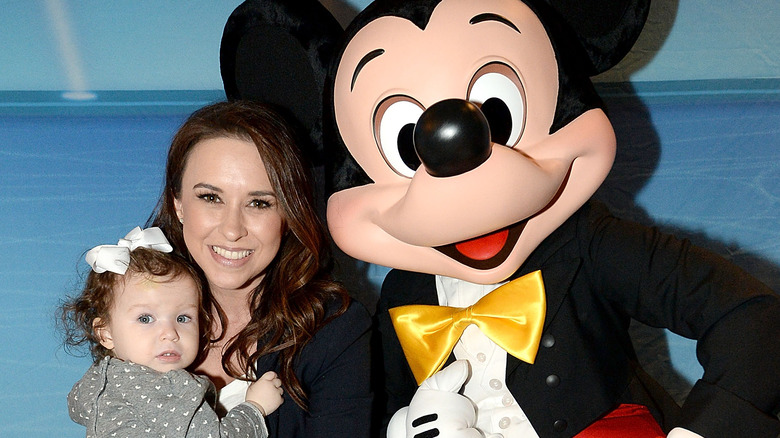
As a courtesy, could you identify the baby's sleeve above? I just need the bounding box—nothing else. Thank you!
[219,402,268,438]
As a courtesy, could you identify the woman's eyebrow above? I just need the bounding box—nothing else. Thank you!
[248,190,276,197]
[351,48,385,91]
[193,182,222,192]
[469,13,521,34]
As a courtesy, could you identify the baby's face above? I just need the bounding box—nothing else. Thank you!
[97,273,200,373]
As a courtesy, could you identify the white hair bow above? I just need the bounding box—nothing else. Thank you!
[85,226,173,275]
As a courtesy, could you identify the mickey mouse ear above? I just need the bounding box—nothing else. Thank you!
[545,0,651,75]
[220,0,343,164]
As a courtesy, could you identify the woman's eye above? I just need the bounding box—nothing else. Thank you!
[176,315,191,324]
[138,314,154,324]
[249,198,272,209]
[197,193,220,203]
[468,66,526,147]
[375,98,424,178]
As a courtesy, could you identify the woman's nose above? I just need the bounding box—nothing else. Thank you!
[220,206,248,241]
[413,98,492,177]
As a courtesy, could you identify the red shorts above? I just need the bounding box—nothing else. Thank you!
[575,404,666,437]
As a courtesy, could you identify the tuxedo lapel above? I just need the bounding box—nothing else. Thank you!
[506,257,581,378]
[383,270,439,308]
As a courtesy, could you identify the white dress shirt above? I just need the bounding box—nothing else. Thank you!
[436,275,540,438]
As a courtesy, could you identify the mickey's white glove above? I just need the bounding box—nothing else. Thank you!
[667,427,704,438]
[387,360,483,438]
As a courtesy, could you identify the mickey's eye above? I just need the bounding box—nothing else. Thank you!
[374,96,424,178]
[468,63,526,147]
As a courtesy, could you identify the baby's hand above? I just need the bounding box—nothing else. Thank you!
[245,371,284,416]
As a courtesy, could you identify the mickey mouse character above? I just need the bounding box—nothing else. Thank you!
[221,1,780,437]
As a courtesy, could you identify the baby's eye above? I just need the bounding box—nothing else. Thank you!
[176,315,192,324]
[138,314,154,324]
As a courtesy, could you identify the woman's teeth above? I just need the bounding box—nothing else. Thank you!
[212,246,253,260]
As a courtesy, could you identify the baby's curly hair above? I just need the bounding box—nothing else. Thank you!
[59,247,209,363]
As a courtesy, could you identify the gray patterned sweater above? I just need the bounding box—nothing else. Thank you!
[68,357,267,438]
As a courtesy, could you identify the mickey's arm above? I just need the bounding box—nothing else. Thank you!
[590,203,780,437]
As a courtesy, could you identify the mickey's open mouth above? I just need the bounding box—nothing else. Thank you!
[434,221,526,270]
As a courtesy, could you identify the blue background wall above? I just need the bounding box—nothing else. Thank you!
[1,1,778,436]
[1,0,779,93]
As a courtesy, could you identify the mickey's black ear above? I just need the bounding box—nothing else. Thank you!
[546,0,651,75]
[220,0,343,165]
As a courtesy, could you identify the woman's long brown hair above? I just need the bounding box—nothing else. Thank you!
[148,101,348,409]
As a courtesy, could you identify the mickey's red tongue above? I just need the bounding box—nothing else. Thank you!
[454,229,509,261]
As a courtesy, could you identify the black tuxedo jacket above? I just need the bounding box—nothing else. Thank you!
[377,201,780,438]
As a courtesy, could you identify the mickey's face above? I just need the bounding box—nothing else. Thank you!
[327,0,616,284]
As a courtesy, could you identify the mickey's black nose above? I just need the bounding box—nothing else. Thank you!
[413,99,492,178]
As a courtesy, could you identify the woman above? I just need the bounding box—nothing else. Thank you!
[149,101,372,437]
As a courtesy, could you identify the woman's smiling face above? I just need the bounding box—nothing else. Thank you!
[174,136,285,296]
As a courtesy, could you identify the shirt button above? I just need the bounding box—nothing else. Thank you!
[553,419,568,432]
[489,379,502,390]
[476,352,487,362]
[546,374,560,387]
[499,417,511,429]
[502,394,514,406]
[541,333,555,348]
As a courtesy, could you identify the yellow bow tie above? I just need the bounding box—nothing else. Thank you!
[389,270,546,385]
